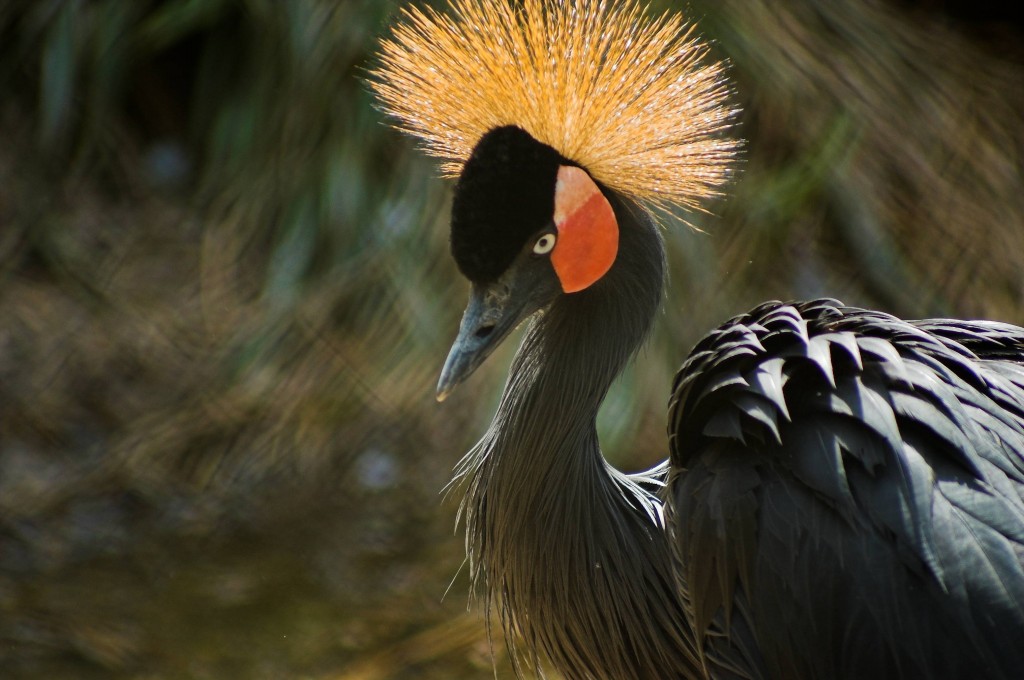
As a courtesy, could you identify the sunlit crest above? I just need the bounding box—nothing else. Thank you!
[370,0,740,214]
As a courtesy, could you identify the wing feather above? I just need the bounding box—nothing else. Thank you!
[666,299,1024,679]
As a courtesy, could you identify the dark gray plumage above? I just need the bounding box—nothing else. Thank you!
[669,299,1024,678]
[448,192,1024,679]
[453,197,703,677]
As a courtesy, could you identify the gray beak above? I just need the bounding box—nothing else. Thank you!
[436,249,562,401]
[436,281,522,402]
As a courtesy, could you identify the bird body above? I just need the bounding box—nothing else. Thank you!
[370,1,1024,678]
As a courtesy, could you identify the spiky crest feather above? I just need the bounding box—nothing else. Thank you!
[370,0,739,213]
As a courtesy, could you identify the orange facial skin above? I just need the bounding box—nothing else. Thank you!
[551,165,619,293]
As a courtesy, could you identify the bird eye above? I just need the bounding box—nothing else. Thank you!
[533,233,557,255]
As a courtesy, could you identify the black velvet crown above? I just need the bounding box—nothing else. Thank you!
[450,126,564,283]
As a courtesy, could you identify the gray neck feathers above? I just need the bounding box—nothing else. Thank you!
[455,202,703,678]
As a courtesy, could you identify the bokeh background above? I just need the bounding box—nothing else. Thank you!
[1,0,1021,677]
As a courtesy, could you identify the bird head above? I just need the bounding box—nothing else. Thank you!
[434,125,621,399]
[369,0,740,400]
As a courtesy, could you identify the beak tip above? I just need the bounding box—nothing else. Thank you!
[436,372,455,402]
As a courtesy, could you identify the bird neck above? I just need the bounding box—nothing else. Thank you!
[457,201,701,676]
[475,197,664,493]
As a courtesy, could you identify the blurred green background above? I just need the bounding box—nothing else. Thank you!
[0,0,1021,677]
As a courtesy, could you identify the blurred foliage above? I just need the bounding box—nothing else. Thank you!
[0,0,1021,678]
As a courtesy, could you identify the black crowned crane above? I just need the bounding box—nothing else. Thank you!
[370,1,1024,678]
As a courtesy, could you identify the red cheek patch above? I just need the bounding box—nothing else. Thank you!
[552,165,619,293]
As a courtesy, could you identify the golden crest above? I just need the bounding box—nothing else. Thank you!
[370,0,739,213]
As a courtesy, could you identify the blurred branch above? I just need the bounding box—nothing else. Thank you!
[328,613,499,680]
